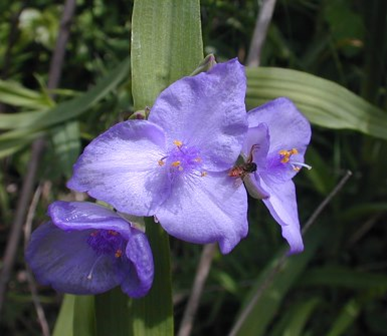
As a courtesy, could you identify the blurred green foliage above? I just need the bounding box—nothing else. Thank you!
[0,0,386,335]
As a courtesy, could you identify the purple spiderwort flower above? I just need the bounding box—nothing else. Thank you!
[241,98,311,254]
[25,201,154,298]
[67,59,248,254]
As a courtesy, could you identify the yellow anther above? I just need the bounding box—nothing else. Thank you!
[115,249,122,258]
[281,156,290,164]
[293,166,301,172]
[194,157,202,162]
[158,160,165,166]
[171,160,181,167]
[279,148,299,164]
[108,230,118,236]
[173,140,183,147]
[201,171,207,177]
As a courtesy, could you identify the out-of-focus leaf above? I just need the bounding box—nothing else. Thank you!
[271,297,320,336]
[340,202,387,222]
[0,111,48,130]
[323,0,364,56]
[131,0,203,110]
[300,266,387,291]
[246,67,387,140]
[213,270,239,295]
[304,146,336,195]
[230,226,327,336]
[0,58,130,157]
[326,298,361,336]
[0,79,53,109]
[0,170,10,222]
[26,57,130,130]
[0,58,129,131]
[50,121,80,178]
[0,130,45,159]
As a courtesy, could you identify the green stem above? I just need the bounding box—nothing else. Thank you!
[95,288,129,336]
[129,218,174,336]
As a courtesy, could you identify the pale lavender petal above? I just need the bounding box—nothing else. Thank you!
[260,179,304,253]
[48,201,131,238]
[121,230,154,298]
[247,97,311,155]
[25,222,122,294]
[156,172,248,254]
[242,123,270,166]
[149,59,248,172]
[67,120,170,216]
[243,172,269,199]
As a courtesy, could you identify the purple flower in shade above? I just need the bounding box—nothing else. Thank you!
[67,59,248,254]
[241,98,311,254]
[25,201,154,298]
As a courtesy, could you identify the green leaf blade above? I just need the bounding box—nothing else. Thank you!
[131,0,203,109]
[246,67,387,140]
[129,221,174,336]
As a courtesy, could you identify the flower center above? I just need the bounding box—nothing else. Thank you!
[158,140,207,179]
[87,229,125,259]
[278,148,311,171]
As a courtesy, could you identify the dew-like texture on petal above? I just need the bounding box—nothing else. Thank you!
[121,231,154,298]
[149,59,248,172]
[48,201,131,238]
[260,179,304,253]
[155,172,248,254]
[67,120,170,216]
[247,97,311,155]
[25,222,123,294]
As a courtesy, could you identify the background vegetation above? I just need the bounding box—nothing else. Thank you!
[0,0,386,335]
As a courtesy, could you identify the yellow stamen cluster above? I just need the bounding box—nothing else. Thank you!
[115,249,122,258]
[173,140,183,147]
[157,140,207,177]
[170,160,183,171]
[279,148,298,164]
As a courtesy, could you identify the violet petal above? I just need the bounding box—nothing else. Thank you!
[149,59,248,172]
[247,97,311,155]
[121,231,154,298]
[260,179,304,253]
[67,120,170,216]
[48,201,131,238]
[241,123,271,198]
[155,172,248,254]
[25,222,122,294]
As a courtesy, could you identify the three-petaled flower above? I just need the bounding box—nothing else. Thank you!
[26,201,154,298]
[241,98,311,254]
[67,59,249,254]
